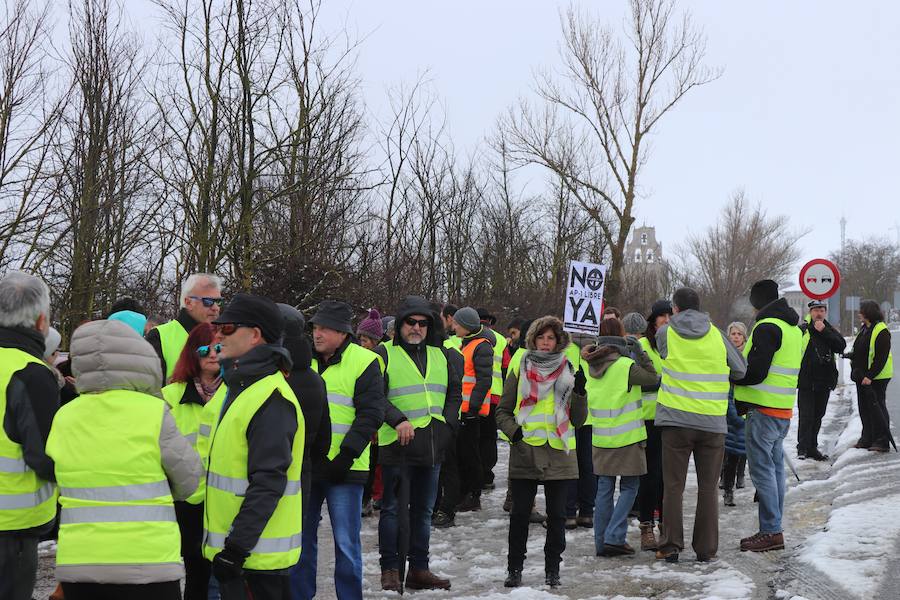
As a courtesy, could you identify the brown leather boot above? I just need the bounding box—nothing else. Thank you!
[740,532,784,552]
[49,584,65,600]
[639,521,658,551]
[406,567,451,590]
[381,568,401,591]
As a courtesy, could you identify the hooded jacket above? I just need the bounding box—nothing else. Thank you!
[459,325,495,416]
[0,325,60,537]
[145,308,199,386]
[375,296,462,466]
[732,298,800,412]
[798,316,846,390]
[655,309,747,434]
[50,320,201,584]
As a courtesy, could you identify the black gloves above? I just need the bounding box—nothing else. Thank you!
[326,449,355,483]
[212,544,247,582]
[511,427,524,443]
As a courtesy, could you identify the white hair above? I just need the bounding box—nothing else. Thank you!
[0,271,51,329]
[179,273,222,307]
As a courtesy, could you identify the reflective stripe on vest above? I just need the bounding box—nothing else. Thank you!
[657,326,730,417]
[154,320,189,382]
[511,352,575,451]
[46,389,181,568]
[312,343,380,471]
[638,337,662,421]
[869,321,894,380]
[0,348,58,530]
[460,336,490,416]
[734,318,801,410]
[489,330,507,396]
[585,355,646,448]
[378,344,449,447]
[203,373,304,570]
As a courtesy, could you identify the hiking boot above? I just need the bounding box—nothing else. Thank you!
[456,493,481,512]
[405,568,451,590]
[797,451,807,460]
[639,522,658,551]
[741,532,784,552]
[483,482,496,492]
[723,490,735,507]
[504,569,523,587]
[735,474,745,489]
[431,511,455,528]
[529,510,546,524]
[854,440,872,449]
[381,568,401,591]
[502,489,512,512]
[655,548,678,563]
[576,514,593,528]
[808,449,829,461]
[545,571,561,588]
[740,532,762,547]
[602,543,635,557]
[565,517,577,530]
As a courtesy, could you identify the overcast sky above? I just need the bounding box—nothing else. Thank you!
[116,1,900,277]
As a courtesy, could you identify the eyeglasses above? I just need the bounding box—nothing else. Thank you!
[197,343,221,358]
[215,323,249,336]
[404,317,429,328]
[189,296,224,308]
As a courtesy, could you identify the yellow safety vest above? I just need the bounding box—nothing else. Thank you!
[154,320,189,382]
[312,343,381,472]
[489,329,507,396]
[378,344,448,446]
[47,389,181,569]
[511,352,576,451]
[586,355,646,448]
[443,336,462,353]
[869,321,894,380]
[203,373,304,570]
[0,348,57,530]
[734,318,801,409]
[638,337,662,421]
[657,327,730,416]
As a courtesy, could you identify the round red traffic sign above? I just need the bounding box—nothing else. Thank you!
[799,258,841,300]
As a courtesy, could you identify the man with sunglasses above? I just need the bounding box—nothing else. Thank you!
[147,273,224,385]
[373,296,461,592]
[295,300,385,600]
[202,293,304,600]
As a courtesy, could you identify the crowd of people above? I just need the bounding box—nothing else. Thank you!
[0,269,893,600]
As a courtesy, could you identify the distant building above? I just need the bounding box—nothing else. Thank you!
[782,284,813,318]
[625,226,663,266]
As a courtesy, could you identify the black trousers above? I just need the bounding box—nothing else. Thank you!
[363,440,379,504]
[566,425,597,517]
[721,451,745,492]
[797,387,830,454]
[457,417,483,499]
[508,479,569,573]
[638,421,664,524]
[174,501,211,600]
[62,581,182,600]
[437,427,460,514]
[857,379,891,447]
[0,533,38,600]
[479,404,499,486]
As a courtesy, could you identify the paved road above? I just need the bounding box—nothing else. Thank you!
[875,333,900,599]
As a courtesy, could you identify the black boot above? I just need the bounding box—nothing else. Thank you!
[545,572,560,588]
[504,569,522,588]
[432,510,455,528]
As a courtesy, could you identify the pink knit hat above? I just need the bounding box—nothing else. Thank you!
[356,308,384,341]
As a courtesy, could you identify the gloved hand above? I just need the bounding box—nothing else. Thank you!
[511,427,524,443]
[462,411,480,421]
[212,544,246,582]
[624,335,639,350]
[326,449,355,483]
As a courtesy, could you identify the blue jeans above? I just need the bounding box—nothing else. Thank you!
[291,481,364,600]
[378,464,441,570]
[745,410,790,534]
[593,475,640,550]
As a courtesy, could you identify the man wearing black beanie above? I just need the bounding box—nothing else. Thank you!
[732,280,801,554]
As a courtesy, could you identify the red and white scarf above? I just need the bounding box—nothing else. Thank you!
[516,350,576,452]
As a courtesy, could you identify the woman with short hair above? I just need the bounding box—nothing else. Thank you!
[848,300,893,452]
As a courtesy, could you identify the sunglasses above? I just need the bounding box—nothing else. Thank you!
[197,343,221,358]
[215,323,250,336]
[189,295,224,308]
[404,317,429,328]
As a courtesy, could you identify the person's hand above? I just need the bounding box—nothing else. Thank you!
[325,450,355,483]
[511,427,524,443]
[212,545,245,582]
[64,376,76,386]
[396,421,415,446]
[862,376,872,386]
[813,320,825,332]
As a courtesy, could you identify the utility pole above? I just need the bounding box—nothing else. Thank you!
[840,216,849,335]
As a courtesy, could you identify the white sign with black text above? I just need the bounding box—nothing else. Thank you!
[563,260,607,335]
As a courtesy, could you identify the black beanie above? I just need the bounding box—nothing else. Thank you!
[749,280,779,310]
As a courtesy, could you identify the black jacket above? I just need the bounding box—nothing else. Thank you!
[798,318,846,390]
[374,297,462,466]
[848,322,892,383]
[0,326,60,535]
[217,344,297,559]
[145,308,199,385]
[733,298,800,411]
[312,336,385,485]
[460,326,495,416]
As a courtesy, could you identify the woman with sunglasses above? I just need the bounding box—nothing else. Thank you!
[161,323,225,600]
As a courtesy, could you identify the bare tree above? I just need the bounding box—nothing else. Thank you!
[500,0,719,304]
[681,191,805,327]
[831,238,900,306]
